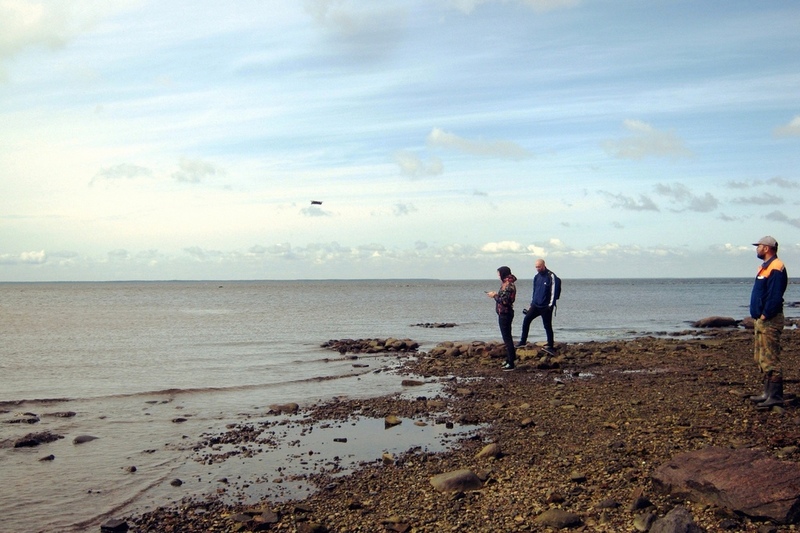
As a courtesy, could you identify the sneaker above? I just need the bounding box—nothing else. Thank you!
[541,346,556,356]
[502,362,515,371]
[516,342,526,348]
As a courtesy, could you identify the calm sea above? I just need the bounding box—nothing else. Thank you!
[1,278,796,532]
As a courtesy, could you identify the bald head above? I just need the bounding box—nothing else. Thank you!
[535,259,546,273]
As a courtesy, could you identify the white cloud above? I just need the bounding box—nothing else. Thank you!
[603,120,693,160]
[393,150,443,178]
[303,0,407,61]
[773,115,800,138]
[91,163,153,185]
[393,203,417,216]
[0,250,47,264]
[171,157,225,184]
[427,128,532,160]
[481,241,525,253]
[301,205,331,217]
[0,0,128,78]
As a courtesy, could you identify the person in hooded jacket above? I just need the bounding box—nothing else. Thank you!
[487,266,517,370]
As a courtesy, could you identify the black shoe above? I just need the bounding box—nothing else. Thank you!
[541,346,556,355]
[502,362,515,371]
[516,342,526,348]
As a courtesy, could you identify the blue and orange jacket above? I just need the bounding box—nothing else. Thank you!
[750,256,788,320]
[495,275,517,315]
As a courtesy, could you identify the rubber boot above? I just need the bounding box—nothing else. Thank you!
[756,376,784,409]
[749,374,769,403]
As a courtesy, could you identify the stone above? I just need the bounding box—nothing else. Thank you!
[384,415,402,427]
[269,403,299,415]
[652,446,800,524]
[100,518,129,532]
[13,431,63,448]
[649,505,703,533]
[475,442,501,459]
[430,469,483,492]
[692,316,739,328]
[534,508,582,529]
[633,512,657,532]
[73,435,99,444]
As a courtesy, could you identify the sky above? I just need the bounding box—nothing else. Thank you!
[1,0,799,281]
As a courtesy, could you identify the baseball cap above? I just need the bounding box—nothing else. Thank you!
[752,236,778,248]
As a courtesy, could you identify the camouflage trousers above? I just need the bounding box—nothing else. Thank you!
[754,313,784,377]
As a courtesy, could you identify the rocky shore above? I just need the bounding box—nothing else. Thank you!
[124,327,800,533]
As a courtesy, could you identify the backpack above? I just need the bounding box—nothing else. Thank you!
[551,271,561,301]
[550,271,561,315]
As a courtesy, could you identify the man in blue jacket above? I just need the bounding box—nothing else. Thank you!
[517,258,556,354]
[748,236,788,409]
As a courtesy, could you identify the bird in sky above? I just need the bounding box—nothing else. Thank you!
[310,200,322,205]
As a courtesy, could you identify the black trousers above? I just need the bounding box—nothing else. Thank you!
[519,305,554,347]
[498,312,516,365]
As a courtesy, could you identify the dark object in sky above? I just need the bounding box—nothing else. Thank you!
[311,200,322,205]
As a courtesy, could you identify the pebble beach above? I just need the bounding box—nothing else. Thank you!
[123,326,800,533]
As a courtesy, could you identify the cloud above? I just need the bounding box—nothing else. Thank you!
[766,177,800,189]
[603,120,693,160]
[393,150,443,178]
[91,163,153,185]
[107,249,129,261]
[301,205,331,217]
[712,243,750,255]
[0,250,47,264]
[0,1,123,79]
[481,241,525,253]
[448,0,580,15]
[303,0,407,61]
[171,157,225,184]
[654,183,719,212]
[427,127,532,160]
[726,180,757,189]
[773,115,800,138]
[393,203,417,216]
[599,191,659,211]
[765,210,800,228]
[731,193,784,206]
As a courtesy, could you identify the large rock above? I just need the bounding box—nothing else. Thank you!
[430,469,483,492]
[533,508,582,529]
[12,431,63,448]
[652,447,800,524]
[649,505,703,533]
[691,316,739,328]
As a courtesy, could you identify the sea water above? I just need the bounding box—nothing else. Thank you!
[1,278,797,532]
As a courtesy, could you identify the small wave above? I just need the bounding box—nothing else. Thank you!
[0,366,382,405]
[0,397,73,408]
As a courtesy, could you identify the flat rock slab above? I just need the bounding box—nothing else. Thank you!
[652,446,800,524]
